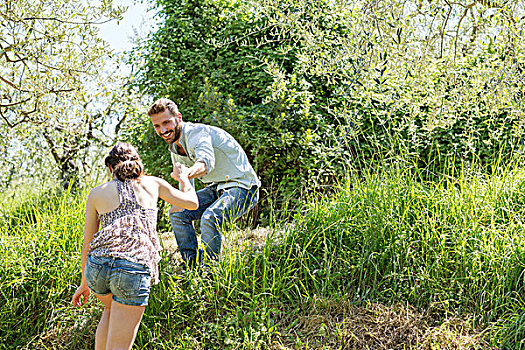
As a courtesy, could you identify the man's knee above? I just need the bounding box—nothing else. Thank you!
[201,208,223,230]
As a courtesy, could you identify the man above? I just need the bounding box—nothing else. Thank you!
[148,98,260,266]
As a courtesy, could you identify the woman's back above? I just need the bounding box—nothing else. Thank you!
[91,176,160,215]
[89,178,161,283]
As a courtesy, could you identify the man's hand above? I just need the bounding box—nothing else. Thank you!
[188,161,207,179]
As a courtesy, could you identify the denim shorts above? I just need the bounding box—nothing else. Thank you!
[85,255,151,306]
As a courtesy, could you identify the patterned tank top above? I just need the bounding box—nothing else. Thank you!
[88,179,161,284]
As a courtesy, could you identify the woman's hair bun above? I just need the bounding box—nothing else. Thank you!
[104,142,144,181]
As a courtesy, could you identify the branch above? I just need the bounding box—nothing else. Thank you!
[2,52,28,63]
[0,74,30,92]
[82,120,112,149]
[21,16,115,26]
[0,106,36,128]
[43,130,62,164]
[0,97,31,108]
[32,56,91,75]
[0,101,42,127]
[19,103,39,120]
[48,86,76,94]
[114,113,127,136]
[0,9,117,26]
[88,100,120,147]
[4,17,109,63]
[0,44,26,63]
[205,23,277,48]
[84,121,94,147]
[454,2,477,61]
[463,9,481,56]
[440,1,454,59]
[0,109,15,128]
[3,39,93,75]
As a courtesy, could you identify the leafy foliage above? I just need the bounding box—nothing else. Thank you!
[130,0,355,208]
[0,1,146,189]
[131,0,525,208]
[0,0,124,126]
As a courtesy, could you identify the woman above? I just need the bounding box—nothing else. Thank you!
[72,142,198,349]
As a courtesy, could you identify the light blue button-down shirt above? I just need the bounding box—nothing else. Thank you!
[169,122,261,191]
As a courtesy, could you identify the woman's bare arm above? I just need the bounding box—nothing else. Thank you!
[157,164,198,210]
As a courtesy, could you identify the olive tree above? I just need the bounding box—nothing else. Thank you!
[0,0,138,189]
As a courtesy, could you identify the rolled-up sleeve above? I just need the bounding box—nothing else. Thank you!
[189,131,215,174]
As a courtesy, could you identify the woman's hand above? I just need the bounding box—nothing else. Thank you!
[72,283,91,307]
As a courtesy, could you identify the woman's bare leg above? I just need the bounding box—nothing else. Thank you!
[94,293,113,350]
[106,301,145,350]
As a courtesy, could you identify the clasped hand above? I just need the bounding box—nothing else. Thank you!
[169,162,190,213]
[170,162,189,182]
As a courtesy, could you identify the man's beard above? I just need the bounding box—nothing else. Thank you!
[162,124,182,144]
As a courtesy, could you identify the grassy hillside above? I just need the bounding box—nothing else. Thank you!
[1,162,525,349]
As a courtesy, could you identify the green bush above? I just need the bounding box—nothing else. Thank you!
[129,0,355,209]
[129,0,525,214]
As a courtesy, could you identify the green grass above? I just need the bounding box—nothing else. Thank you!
[0,186,91,349]
[2,160,525,348]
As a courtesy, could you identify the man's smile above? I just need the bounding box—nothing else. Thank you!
[161,130,174,139]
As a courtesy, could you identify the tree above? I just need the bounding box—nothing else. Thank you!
[130,0,356,208]
[0,0,124,126]
[0,0,138,189]
[247,0,525,170]
[41,75,143,189]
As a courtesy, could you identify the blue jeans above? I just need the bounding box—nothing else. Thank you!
[169,184,259,265]
[85,255,151,306]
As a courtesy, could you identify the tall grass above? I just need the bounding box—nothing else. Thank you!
[0,187,91,349]
[2,159,525,348]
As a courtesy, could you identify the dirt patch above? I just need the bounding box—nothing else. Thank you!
[271,301,492,350]
[158,225,285,259]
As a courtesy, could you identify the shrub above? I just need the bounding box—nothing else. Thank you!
[128,0,525,213]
